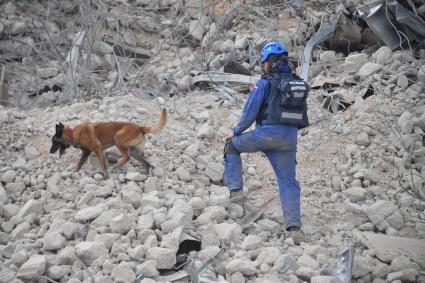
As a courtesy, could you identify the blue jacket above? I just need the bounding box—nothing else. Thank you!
[233,63,292,136]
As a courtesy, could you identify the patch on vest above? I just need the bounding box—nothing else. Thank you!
[279,79,309,127]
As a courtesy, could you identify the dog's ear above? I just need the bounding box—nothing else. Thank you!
[55,122,64,136]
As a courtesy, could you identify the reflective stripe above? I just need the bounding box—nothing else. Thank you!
[282,112,303,119]
[290,86,307,91]
[292,92,305,98]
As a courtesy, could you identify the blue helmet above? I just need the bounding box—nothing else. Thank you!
[260,41,288,63]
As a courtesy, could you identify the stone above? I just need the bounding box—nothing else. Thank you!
[62,222,80,240]
[175,75,192,92]
[92,209,120,227]
[241,235,264,250]
[125,171,145,182]
[273,254,299,272]
[197,123,215,138]
[146,247,176,269]
[10,221,30,239]
[75,204,107,222]
[390,256,420,272]
[257,218,281,233]
[75,241,108,265]
[184,143,199,158]
[206,162,224,183]
[397,75,409,89]
[365,200,397,226]
[12,249,30,267]
[136,260,159,277]
[257,247,281,264]
[43,232,66,251]
[1,170,16,183]
[47,265,71,280]
[24,145,40,159]
[17,199,43,219]
[0,185,9,204]
[386,211,404,230]
[373,46,392,64]
[320,51,337,62]
[295,267,317,281]
[417,65,425,83]
[297,255,319,269]
[344,54,368,73]
[0,268,15,282]
[3,203,19,220]
[110,213,132,234]
[140,194,161,208]
[259,275,282,283]
[136,214,154,230]
[358,62,382,78]
[397,111,414,134]
[94,233,120,250]
[161,214,188,233]
[372,263,391,279]
[355,132,370,146]
[111,264,136,283]
[92,41,113,55]
[311,276,342,283]
[36,66,59,79]
[12,157,27,168]
[345,187,367,202]
[0,231,11,244]
[213,222,242,243]
[226,258,257,275]
[353,256,372,278]
[11,22,29,35]
[189,20,205,41]
[387,269,418,282]
[234,34,248,50]
[176,167,191,181]
[231,271,245,283]
[17,255,47,280]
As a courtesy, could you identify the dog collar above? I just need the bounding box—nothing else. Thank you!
[68,128,75,146]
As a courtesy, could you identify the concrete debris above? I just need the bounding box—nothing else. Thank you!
[0,0,424,282]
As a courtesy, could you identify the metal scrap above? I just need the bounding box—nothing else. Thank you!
[192,245,226,283]
[192,72,259,85]
[301,21,337,81]
[320,247,354,283]
[388,0,425,44]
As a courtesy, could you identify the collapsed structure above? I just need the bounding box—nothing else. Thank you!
[0,0,424,282]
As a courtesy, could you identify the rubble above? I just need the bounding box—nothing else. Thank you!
[0,0,424,282]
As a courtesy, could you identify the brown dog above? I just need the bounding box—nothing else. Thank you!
[50,108,167,177]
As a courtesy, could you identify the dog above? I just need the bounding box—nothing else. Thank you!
[49,108,167,177]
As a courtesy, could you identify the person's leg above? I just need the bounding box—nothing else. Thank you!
[224,128,282,191]
[265,150,301,230]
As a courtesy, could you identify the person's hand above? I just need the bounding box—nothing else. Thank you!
[225,133,233,143]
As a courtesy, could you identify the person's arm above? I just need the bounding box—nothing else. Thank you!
[233,79,269,136]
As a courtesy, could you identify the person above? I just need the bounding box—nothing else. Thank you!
[223,41,309,244]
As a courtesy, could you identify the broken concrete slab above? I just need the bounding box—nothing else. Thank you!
[357,232,425,268]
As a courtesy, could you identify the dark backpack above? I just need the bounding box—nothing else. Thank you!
[257,73,309,128]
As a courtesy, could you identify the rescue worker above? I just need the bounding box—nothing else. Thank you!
[224,41,308,244]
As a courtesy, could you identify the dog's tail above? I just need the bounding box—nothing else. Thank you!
[141,108,167,134]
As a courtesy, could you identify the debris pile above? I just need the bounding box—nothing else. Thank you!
[0,0,425,282]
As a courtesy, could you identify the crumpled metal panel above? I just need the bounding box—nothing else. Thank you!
[301,21,337,81]
[388,0,425,43]
[355,0,401,50]
[320,247,354,283]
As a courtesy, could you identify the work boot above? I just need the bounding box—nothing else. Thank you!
[287,226,305,245]
[229,189,247,206]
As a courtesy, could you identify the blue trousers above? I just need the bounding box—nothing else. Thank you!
[224,124,301,229]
